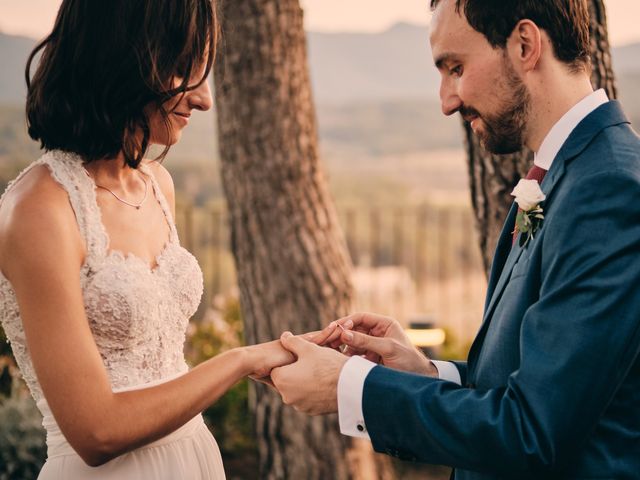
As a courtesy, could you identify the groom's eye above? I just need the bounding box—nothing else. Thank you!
[450,65,463,77]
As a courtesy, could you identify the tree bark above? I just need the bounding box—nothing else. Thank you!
[465,0,617,274]
[213,1,394,479]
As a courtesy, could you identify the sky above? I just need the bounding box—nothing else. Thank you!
[0,0,639,46]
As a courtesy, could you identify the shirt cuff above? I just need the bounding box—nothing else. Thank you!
[337,356,376,439]
[432,360,462,385]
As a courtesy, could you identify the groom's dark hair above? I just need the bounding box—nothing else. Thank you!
[430,0,591,73]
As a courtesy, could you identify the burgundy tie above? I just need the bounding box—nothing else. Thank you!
[512,165,548,245]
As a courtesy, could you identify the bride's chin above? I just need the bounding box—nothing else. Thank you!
[149,132,182,147]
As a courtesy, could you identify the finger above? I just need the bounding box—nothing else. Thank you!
[270,366,283,387]
[301,330,322,342]
[320,317,354,344]
[342,312,394,334]
[341,330,394,358]
[280,331,314,357]
[343,345,369,357]
[338,345,352,356]
[363,351,382,364]
[334,316,356,330]
[324,323,347,345]
[250,375,276,389]
[308,322,338,345]
[319,318,353,348]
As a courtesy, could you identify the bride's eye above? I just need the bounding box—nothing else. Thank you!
[174,58,191,79]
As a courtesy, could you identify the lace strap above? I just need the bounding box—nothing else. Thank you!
[139,163,179,243]
[0,158,48,207]
[39,150,109,267]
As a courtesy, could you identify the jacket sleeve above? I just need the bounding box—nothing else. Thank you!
[362,169,640,476]
[452,361,467,386]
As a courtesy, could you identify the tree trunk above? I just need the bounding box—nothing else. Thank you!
[465,0,617,273]
[213,1,394,479]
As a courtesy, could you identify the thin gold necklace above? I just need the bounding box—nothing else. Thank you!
[84,168,149,210]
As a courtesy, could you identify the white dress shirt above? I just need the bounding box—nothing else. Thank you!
[337,88,610,439]
[534,89,608,170]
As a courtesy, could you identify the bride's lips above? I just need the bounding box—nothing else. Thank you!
[172,111,191,126]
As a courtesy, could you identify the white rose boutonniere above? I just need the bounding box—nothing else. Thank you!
[511,179,546,247]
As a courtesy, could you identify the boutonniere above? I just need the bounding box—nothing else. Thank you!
[511,179,546,247]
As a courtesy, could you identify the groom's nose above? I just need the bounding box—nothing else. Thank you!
[440,78,462,116]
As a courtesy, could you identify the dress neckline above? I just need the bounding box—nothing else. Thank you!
[72,153,179,272]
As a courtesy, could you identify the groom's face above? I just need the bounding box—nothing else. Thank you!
[430,0,531,154]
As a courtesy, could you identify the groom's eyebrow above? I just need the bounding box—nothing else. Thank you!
[434,53,457,70]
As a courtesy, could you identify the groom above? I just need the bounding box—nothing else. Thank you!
[269,0,640,478]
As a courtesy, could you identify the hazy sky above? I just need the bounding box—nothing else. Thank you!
[0,0,639,46]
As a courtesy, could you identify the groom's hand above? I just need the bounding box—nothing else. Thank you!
[271,332,348,415]
[335,312,438,377]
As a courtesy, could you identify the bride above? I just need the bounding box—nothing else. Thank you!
[0,0,299,478]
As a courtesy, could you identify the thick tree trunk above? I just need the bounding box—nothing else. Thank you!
[465,0,617,273]
[213,1,394,479]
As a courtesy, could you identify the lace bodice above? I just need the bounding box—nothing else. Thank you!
[0,150,203,404]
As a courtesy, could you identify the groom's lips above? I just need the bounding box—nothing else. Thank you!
[464,114,480,130]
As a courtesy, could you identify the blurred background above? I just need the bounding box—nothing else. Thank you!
[0,0,638,478]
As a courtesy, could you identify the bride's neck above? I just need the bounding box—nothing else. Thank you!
[84,153,144,188]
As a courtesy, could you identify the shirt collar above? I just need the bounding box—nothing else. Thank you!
[534,89,609,171]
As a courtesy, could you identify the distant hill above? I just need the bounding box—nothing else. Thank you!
[612,42,640,74]
[0,33,36,103]
[3,25,639,105]
[0,25,639,167]
[307,22,439,103]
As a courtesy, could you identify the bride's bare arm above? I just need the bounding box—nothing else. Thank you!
[0,168,290,467]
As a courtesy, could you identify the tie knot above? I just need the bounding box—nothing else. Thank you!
[526,165,547,184]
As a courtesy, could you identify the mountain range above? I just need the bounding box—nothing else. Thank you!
[2,23,639,105]
[1,23,639,174]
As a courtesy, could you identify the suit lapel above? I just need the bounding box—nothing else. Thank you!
[466,204,520,373]
[482,157,566,322]
[467,100,630,377]
[483,203,518,311]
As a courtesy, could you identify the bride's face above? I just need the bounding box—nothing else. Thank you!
[146,62,213,147]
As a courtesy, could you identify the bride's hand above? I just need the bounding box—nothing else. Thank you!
[309,319,354,350]
[243,339,296,379]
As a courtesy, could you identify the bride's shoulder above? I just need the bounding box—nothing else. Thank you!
[0,163,82,269]
[1,162,72,215]
[143,161,175,209]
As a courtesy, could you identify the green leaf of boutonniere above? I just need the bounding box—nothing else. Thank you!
[516,204,545,247]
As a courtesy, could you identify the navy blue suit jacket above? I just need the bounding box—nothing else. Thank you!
[362,101,640,479]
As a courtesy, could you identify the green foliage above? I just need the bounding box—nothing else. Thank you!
[1,323,47,479]
[0,326,15,400]
[184,295,258,461]
[0,298,258,479]
[437,326,473,362]
[0,387,47,480]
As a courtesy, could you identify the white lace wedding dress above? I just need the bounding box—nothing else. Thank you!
[0,150,226,479]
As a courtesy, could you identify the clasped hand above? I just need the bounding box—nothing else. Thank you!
[249,313,438,416]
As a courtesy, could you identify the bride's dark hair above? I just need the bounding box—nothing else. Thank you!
[25,0,218,168]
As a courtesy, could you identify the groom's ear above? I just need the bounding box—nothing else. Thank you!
[508,19,542,74]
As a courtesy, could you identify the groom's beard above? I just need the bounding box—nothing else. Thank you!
[462,56,531,155]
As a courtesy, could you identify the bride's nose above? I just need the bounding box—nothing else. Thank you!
[188,78,213,112]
